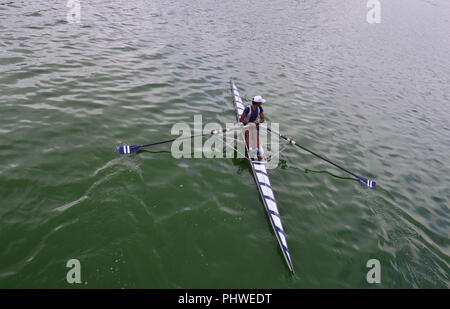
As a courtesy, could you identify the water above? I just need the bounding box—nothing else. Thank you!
[0,0,449,288]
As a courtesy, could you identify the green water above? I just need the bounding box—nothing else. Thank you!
[0,0,449,288]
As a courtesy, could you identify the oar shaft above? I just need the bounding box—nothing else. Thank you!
[120,124,249,155]
[268,128,359,178]
[266,127,376,188]
[141,132,205,148]
[142,125,246,148]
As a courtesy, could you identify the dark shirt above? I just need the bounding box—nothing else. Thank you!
[244,106,264,122]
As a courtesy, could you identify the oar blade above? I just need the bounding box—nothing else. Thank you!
[359,177,376,189]
[118,145,142,155]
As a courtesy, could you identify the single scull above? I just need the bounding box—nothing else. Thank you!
[230,80,294,274]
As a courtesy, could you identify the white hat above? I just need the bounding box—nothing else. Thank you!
[252,95,266,103]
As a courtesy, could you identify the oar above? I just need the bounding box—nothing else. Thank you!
[265,126,376,189]
[119,125,247,155]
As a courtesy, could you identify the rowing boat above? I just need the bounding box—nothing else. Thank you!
[230,80,294,274]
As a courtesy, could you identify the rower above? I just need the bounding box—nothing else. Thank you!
[239,95,265,161]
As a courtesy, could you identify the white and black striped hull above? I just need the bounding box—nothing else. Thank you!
[230,80,294,275]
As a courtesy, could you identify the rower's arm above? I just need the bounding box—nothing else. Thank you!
[258,112,264,124]
[240,111,248,124]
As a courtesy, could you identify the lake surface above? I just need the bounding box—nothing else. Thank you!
[0,0,448,288]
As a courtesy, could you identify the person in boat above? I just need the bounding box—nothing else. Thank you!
[239,95,265,160]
